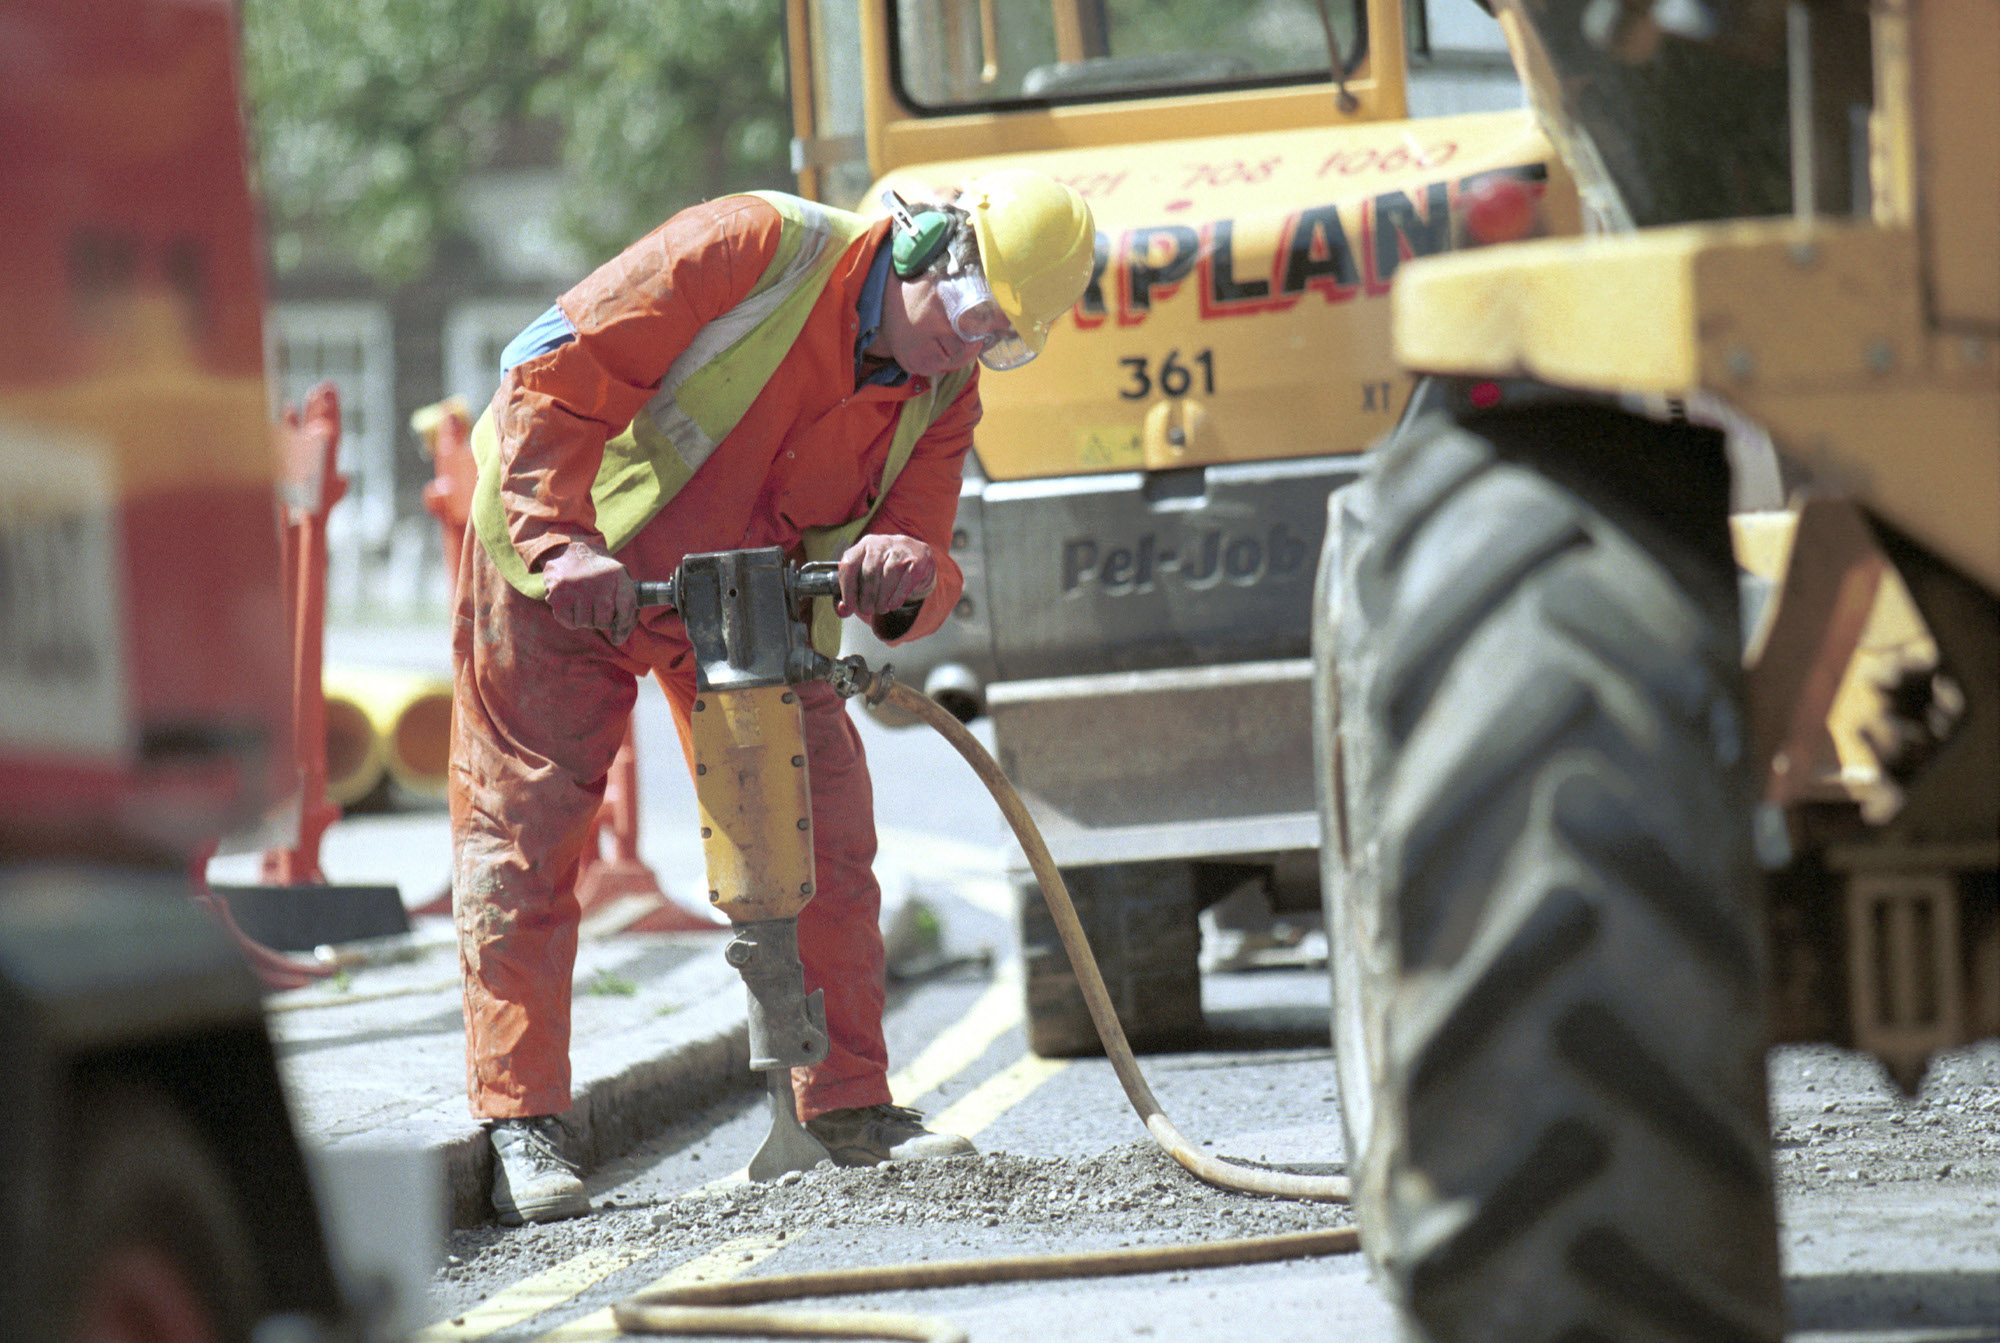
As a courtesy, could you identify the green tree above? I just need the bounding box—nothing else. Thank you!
[242,0,790,286]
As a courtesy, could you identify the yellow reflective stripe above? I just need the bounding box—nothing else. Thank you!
[468,405,544,599]
[589,415,697,557]
[799,363,974,655]
[591,195,863,559]
[639,197,840,474]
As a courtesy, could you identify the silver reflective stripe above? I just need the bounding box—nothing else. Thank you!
[640,201,835,474]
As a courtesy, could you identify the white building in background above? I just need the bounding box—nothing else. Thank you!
[264,158,585,623]
[267,7,1520,625]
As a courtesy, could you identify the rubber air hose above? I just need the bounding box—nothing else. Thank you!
[875,676,1351,1202]
[615,670,1355,1340]
[614,1229,1358,1341]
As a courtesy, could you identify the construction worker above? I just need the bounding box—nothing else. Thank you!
[451,169,1095,1223]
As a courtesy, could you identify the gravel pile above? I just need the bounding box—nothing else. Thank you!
[438,1142,1351,1300]
[647,1142,1350,1247]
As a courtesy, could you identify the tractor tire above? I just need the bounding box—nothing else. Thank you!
[54,1086,261,1343]
[1314,478,1384,1177]
[1321,407,1783,1343]
[1020,860,1203,1058]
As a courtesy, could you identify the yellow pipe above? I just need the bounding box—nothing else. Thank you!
[323,665,454,801]
[319,688,386,809]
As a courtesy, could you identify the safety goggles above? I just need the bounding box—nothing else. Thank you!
[934,267,1037,371]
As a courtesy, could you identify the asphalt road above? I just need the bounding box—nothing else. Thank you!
[416,877,2000,1343]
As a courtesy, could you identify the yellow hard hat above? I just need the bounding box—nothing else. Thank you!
[960,169,1096,358]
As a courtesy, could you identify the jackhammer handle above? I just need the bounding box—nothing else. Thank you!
[790,562,842,601]
[794,561,924,628]
[791,562,920,618]
[631,560,853,613]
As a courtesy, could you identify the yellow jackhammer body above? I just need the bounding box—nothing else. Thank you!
[638,548,883,1180]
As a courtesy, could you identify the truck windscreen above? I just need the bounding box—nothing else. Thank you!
[892,0,1366,111]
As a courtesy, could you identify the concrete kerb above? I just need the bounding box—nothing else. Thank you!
[561,953,753,1214]
[274,925,754,1230]
[425,950,757,1229]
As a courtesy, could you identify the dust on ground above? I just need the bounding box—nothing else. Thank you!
[439,1140,1351,1294]
[431,1041,2000,1321]
[1770,1040,2000,1195]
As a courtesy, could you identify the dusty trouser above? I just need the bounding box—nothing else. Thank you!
[449,534,892,1123]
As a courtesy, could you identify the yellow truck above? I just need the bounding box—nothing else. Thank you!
[788,0,1580,1054]
[1318,3,1999,1339]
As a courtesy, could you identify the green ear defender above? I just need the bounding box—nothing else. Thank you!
[883,190,954,279]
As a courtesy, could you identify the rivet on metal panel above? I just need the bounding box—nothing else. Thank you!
[800,882,813,895]
[955,598,974,619]
[796,818,809,831]
[696,763,707,776]
[791,755,804,767]
[782,692,795,704]
[701,826,712,838]
[694,699,706,712]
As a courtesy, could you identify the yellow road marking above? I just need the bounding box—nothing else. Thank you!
[689,956,1030,1195]
[888,959,1022,1107]
[430,950,1029,1338]
[529,1235,788,1341]
[929,1053,1069,1138]
[692,1165,754,1194]
[412,1243,654,1342]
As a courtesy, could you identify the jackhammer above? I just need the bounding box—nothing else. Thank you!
[636,546,888,1181]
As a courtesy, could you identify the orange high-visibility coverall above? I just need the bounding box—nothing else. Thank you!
[451,194,979,1122]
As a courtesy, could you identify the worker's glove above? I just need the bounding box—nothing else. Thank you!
[541,540,637,644]
[837,534,936,629]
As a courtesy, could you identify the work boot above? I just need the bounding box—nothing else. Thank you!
[804,1104,977,1167]
[489,1115,590,1225]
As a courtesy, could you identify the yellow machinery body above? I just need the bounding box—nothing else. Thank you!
[1391,0,1999,1077]
[1398,0,1995,606]
[788,0,1584,1054]
[794,1,1578,481]
[692,684,817,924]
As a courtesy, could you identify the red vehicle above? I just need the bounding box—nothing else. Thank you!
[1,2,353,1338]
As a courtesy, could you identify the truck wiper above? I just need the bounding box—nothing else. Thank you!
[1314,0,1361,112]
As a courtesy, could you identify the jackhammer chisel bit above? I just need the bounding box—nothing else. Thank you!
[727,919,832,1180]
[648,548,851,1180]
